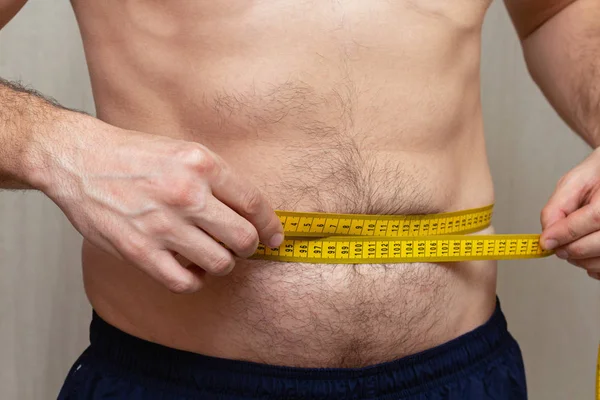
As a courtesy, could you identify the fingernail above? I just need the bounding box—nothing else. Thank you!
[555,250,568,259]
[543,239,558,250]
[268,233,284,248]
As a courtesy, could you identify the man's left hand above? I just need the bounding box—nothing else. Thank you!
[540,148,600,281]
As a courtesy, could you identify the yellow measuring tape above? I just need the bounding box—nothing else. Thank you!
[252,204,553,263]
[251,204,600,397]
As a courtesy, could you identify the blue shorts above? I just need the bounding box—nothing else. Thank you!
[58,300,527,399]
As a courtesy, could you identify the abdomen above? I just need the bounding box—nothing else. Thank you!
[76,0,497,367]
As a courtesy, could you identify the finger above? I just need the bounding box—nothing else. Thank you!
[120,235,204,294]
[541,203,600,252]
[588,271,600,280]
[567,257,600,274]
[540,178,586,249]
[540,174,585,229]
[211,167,284,248]
[190,195,259,258]
[164,224,236,277]
[555,230,600,260]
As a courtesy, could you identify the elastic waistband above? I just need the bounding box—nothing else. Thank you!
[88,299,512,399]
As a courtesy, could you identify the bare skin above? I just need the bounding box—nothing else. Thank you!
[0,0,598,370]
[75,0,497,367]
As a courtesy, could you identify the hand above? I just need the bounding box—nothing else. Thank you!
[540,148,600,280]
[33,116,284,293]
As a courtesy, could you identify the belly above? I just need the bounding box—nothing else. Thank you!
[75,0,497,367]
[83,242,497,367]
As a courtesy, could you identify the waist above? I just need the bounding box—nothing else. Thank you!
[82,123,496,366]
[83,242,497,368]
[81,297,511,399]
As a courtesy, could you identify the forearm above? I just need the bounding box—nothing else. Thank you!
[0,78,87,189]
[519,0,600,147]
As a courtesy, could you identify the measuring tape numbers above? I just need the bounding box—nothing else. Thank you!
[252,204,553,263]
[249,204,600,397]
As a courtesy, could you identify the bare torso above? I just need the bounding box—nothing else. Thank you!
[73,0,497,368]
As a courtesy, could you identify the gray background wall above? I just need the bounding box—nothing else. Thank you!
[0,1,598,399]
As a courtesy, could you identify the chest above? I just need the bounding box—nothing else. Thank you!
[71,0,492,37]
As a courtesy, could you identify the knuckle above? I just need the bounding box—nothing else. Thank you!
[166,179,198,207]
[181,146,216,174]
[558,171,578,187]
[234,226,259,255]
[242,188,263,216]
[540,207,551,224]
[589,206,600,224]
[209,252,235,276]
[557,174,568,187]
[146,213,174,237]
[566,222,579,240]
[165,276,196,294]
[121,236,151,261]
[567,243,585,258]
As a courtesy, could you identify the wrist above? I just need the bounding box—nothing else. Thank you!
[23,108,94,193]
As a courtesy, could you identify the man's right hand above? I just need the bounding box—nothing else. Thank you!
[31,115,284,294]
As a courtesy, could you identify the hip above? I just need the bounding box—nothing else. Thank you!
[59,297,526,400]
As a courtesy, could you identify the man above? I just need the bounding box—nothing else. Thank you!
[0,0,598,398]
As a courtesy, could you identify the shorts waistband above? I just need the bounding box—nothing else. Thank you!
[88,299,512,399]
